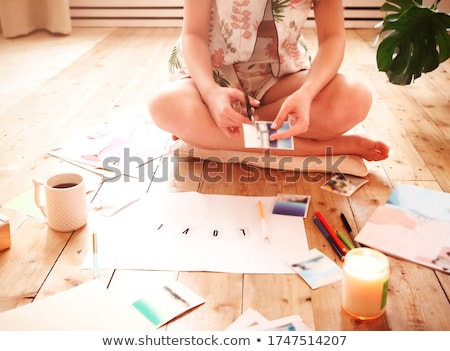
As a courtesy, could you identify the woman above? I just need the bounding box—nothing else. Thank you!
[148,0,389,161]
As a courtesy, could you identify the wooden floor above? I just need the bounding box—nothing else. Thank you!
[0,27,449,331]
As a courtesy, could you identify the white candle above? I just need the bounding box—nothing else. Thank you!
[342,248,390,320]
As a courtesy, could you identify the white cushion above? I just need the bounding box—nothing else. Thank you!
[171,140,369,177]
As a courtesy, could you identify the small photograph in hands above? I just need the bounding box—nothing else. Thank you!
[242,121,294,149]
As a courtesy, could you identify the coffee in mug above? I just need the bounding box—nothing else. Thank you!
[53,183,79,189]
[33,173,88,232]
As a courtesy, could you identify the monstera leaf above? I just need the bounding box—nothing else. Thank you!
[376,0,450,85]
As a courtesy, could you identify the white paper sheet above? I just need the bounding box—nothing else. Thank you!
[225,308,269,330]
[226,308,312,331]
[82,192,309,274]
[0,281,153,330]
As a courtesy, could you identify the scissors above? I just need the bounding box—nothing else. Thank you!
[244,92,256,127]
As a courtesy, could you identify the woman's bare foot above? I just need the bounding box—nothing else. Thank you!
[350,135,390,161]
[292,134,390,161]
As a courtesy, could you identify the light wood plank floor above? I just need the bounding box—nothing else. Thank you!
[0,27,449,331]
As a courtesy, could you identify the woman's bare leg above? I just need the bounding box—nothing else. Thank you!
[257,71,390,160]
[148,74,389,161]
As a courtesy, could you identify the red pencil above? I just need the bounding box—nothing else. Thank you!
[314,210,348,255]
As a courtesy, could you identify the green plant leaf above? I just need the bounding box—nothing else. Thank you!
[376,1,450,85]
[168,40,183,73]
[434,13,450,61]
[380,0,423,14]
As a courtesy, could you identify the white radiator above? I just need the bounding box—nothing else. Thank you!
[69,0,386,28]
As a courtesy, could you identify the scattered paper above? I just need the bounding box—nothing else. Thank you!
[2,189,45,219]
[48,131,169,178]
[249,315,312,331]
[87,177,146,217]
[356,184,450,273]
[225,308,269,330]
[0,280,153,330]
[132,281,205,328]
[227,308,312,331]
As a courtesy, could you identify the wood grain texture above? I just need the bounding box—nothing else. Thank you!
[0,27,448,330]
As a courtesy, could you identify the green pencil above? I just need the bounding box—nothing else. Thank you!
[336,230,355,250]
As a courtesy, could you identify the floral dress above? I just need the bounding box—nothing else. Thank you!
[169,0,313,99]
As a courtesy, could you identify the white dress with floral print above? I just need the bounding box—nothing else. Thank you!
[169,0,313,99]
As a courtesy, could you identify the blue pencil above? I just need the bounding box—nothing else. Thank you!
[313,216,344,261]
[92,232,99,279]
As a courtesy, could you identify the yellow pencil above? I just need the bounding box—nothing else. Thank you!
[92,232,99,279]
[257,200,270,243]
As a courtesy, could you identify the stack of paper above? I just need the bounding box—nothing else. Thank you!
[49,131,169,178]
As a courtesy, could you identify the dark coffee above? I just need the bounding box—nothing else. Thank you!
[53,182,78,189]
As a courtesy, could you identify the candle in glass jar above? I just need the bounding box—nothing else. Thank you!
[342,248,389,320]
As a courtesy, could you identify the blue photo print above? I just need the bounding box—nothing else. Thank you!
[272,194,311,218]
[242,121,294,149]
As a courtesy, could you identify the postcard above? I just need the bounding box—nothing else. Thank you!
[272,194,311,218]
[320,173,368,197]
[242,121,294,149]
[132,281,205,328]
[287,248,343,289]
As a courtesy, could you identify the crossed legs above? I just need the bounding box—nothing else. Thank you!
[148,71,389,161]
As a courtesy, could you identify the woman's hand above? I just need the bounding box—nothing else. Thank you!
[204,87,260,138]
[269,1,346,142]
[269,91,312,141]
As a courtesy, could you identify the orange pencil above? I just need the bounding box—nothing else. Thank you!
[314,210,348,255]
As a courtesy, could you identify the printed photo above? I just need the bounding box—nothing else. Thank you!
[289,248,343,289]
[272,194,311,218]
[242,121,294,149]
[321,173,368,197]
[132,281,204,328]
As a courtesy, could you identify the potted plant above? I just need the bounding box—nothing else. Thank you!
[376,0,450,85]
